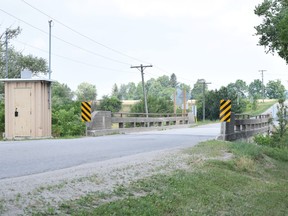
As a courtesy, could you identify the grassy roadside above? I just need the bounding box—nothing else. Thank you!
[245,99,277,116]
[30,140,288,215]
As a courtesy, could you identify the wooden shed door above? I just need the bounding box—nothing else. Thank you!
[14,88,31,137]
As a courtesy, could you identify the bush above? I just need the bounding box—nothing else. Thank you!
[52,102,85,137]
[98,96,122,113]
[254,134,272,147]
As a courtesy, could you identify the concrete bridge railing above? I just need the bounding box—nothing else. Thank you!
[87,111,195,136]
[218,113,271,141]
[112,112,193,128]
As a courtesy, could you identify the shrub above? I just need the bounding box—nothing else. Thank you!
[254,134,272,147]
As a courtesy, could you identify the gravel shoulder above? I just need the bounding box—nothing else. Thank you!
[0,147,192,215]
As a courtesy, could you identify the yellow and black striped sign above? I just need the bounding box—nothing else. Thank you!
[81,101,91,122]
[220,100,231,122]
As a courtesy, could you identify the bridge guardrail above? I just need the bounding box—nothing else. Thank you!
[87,111,194,136]
[219,113,271,141]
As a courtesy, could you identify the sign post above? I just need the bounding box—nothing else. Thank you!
[81,101,92,136]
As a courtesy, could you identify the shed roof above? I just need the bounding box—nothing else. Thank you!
[0,78,54,82]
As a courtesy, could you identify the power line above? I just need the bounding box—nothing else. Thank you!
[0,8,131,66]
[21,0,152,65]
[20,0,198,85]
[1,6,199,88]
[13,39,134,73]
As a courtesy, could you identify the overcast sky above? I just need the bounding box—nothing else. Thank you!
[1,0,287,97]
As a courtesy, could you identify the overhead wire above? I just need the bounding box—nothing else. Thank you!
[13,39,134,73]
[21,0,152,65]
[0,8,131,66]
[20,0,197,84]
[1,3,197,86]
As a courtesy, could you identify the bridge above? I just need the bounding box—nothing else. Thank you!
[87,111,195,136]
[87,111,271,141]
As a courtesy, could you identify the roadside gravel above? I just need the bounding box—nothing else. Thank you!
[0,147,192,215]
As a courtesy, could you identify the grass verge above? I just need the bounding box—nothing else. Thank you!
[245,99,277,116]
[29,140,288,215]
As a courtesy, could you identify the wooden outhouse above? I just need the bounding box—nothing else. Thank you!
[1,77,52,139]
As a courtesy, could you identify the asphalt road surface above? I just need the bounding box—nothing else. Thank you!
[0,124,220,179]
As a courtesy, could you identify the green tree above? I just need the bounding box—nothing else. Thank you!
[254,0,288,63]
[99,95,122,112]
[191,79,206,100]
[0,27,48,79]
[227,80,248,105]
[157,75,170,88]
[52,81,74,108]
[127,82,137,99]
[118,84,128,100]
[197,86,246,121]
[248,79,263,100]
[75,82,97,102]
[135,82,144,99]
[131,96,174,114]
[266,80,285,99]
[111,83,119,99]
[169,73,178,88]
[146,79,162,97]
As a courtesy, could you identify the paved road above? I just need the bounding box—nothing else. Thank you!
[0,124,220,179]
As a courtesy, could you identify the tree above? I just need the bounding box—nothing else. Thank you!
[157,75,170,88]
[99,95,122,112]
[197,86,247,121]
[135,82,144,99]
[75,82,97,102]
[254,0,288,63]
[126,82,137,99]
[111,83,119,99]
[144,78,175,99]
[248,79,263,100]
[131,96,174,114]
[266,80,285,99]
[170,73,178,88]
[118,84,128,100]
[191,79,206,100]
[227,79,248,104]
[52,81,74,108]
[0,27,48,79]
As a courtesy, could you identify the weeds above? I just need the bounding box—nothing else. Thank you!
[17,141,288,215]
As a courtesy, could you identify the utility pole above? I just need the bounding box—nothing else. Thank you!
[131,64,152,118]
[259,70,266,102]
[174,90,176,114]
[48,20,52,79]
[183,87,186,116]
[5,30,8,78]
[200,81,211,121]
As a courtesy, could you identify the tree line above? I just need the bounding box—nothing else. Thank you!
[0,0,287,138]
